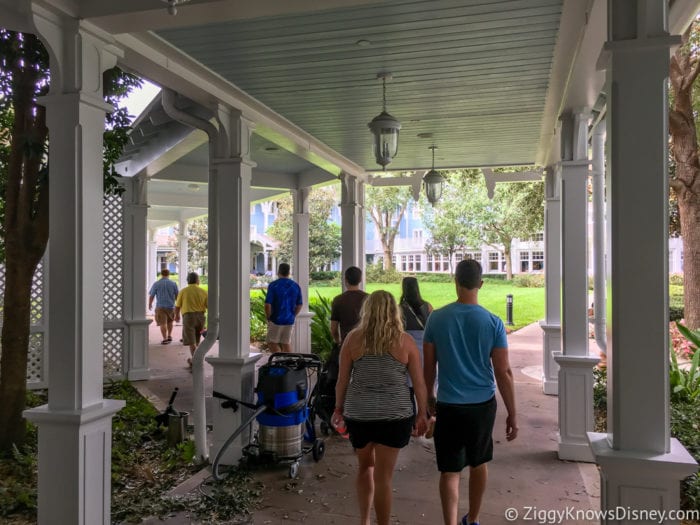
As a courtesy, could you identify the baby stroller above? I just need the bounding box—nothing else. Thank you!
[314,343,342,436]
[212,352,325,479]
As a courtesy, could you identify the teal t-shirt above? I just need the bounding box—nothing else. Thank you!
[423,302,507,404]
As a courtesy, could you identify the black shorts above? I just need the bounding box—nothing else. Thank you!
[434,397,497,472]
[345,417,415,450]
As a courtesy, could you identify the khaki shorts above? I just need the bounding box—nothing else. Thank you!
[154,307,175,326]
[267,322,294,344]
[182,312,206,346]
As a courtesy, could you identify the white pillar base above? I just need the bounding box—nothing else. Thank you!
[126,319,152,380]
[208,353,263,464]
[24,400,125,525]
[540,321,560,396]
[588,433,697,524]
[292,311,314,354]
[554,353,599,462]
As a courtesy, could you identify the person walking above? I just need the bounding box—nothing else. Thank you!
[174,272,208,369]
[330,266,368,346]
[399,276,433,354]
[148,268,179,344]
[423,259,518,525]
[332,291,428,525]
[265,263,303,353]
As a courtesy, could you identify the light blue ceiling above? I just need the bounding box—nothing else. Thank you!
[155,0,563,171]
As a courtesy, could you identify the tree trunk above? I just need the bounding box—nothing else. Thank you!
[383,248,393,270]
[504,246,513,280]
[0,255,39,451]
[679,192,700,328]
[669,26,700,330]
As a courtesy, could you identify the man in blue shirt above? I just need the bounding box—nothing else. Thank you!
[423,259,518,525]
[265,263,303,353]
[148,268,179,344]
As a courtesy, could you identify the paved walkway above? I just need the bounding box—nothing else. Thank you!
[134,320,600,524]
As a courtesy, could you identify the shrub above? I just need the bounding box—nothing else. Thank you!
[410,272,455,283]
[670,273,684,286]
[365,262,402,284]
[671,400,700,511]
[670,305,685,322]
[482,273,507,280]
[310,271,340,282]
[309,294,334,361]
[512,274,545,288]
[250,292,268,343]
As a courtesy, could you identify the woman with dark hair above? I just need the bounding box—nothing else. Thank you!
[399,277,433,351]
[333,291,428,525]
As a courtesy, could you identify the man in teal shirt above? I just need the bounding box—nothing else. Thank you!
[423,259,518,525]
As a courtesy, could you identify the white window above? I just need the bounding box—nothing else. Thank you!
[415,255,422,272]
[532,251,544,271]
[413,229,423,242]
[400,255,408,272]
[407,255,414,271]
[520,251,530,273]
[488,251,500,272]
[426,254,434,272]
[531,232,544,242]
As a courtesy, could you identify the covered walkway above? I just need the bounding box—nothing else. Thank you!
[135,321,599,524]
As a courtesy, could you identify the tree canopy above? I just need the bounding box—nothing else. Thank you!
[266,186,341,272]
[365,183,413,270]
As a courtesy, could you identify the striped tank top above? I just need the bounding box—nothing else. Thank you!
[343,353,414,421]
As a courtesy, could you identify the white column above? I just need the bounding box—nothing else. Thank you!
[123,176,151,380]
[147,228,158,284]
[554,111,599,462]
[589,2,696,517]
[540,166,561,395]
[22,17,124,525]
[591,119,607,360]
[177,220,188,289]
[340,173,366,285]
[207,108,261,464]
[292,187,313,353]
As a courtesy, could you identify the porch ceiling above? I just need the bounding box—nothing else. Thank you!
[153,0,563,171]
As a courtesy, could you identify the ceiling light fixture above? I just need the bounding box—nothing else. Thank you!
[161,0,191,16]
[368,72,401,170]
[423,145,445,206]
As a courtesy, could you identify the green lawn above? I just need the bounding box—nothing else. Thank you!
[306,279,544,331]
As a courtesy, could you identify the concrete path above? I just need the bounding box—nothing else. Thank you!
[134,320,600,524]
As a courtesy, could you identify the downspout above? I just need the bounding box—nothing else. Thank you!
[591,118,607,356]
[161,89,219,460]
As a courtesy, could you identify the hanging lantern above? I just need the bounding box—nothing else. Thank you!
[368,73,401,169]
[423,145,445,205]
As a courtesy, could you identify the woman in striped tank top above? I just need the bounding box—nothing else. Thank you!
[332,290,429,525]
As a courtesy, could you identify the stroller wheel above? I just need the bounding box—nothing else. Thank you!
[312,439,325,462]
[320,421,330,436]
[289,461,300,479]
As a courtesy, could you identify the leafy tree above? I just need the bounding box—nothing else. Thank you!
[422,170,481,274]
[669,20,700,329]
[186,217,208,276]
[0,29,140,452]
[266,186,341,272]
[365,184,413,270]
[423,172,544,280]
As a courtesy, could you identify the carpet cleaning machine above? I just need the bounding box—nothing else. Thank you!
[212,353,325,480]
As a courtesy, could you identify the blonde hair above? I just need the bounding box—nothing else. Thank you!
[356,290,404,356]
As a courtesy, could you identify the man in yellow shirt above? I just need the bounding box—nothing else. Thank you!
[175,272,208,369]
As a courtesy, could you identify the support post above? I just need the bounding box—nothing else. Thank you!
[22,16,124,524]
[292,187,313,353]
[554,111,599,462]
[588,1,696,518]
[207,107,261,464]
[123,176,152,380]
[542,187,563,342]
[178,220,189,289]
[340,173,366,286]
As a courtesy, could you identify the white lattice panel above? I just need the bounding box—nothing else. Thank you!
[103,194,124,320]
[27,332,44,383]
[103,328,124,378]
[30,260,44,325]
[0,260,48,388]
